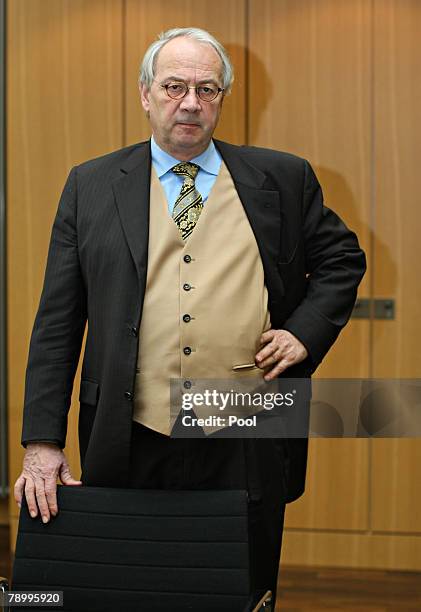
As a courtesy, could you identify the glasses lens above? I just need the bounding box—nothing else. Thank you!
[165,83,188,99]
[197,86,218,101]
[163,82,220,101]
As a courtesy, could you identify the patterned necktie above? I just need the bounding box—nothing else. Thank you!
[171,162,203,240]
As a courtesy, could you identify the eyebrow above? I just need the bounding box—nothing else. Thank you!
[161,76,221,86]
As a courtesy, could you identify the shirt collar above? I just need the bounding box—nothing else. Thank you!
[150,136,221,178]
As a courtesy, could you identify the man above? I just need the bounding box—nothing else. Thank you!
[14,27,366,605]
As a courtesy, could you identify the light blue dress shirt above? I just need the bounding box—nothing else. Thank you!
[150,136,222,216]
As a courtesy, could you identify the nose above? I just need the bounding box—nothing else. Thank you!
[179,88,202,113]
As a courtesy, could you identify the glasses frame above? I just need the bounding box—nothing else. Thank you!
[159,81,225,102]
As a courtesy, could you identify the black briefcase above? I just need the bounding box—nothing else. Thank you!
[11,485,273,611]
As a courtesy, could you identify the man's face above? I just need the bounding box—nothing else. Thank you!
[140,37,224,160]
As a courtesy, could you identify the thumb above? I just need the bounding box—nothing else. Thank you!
[59,463,82,486]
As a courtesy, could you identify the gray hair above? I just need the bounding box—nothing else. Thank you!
[139,27,234,94]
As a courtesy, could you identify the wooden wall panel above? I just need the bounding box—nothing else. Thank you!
[372,0,421,378]
[0,500,7,525]
[371,0,421,534]
[282,530,421,571]
[124,0,246,146]
[249,0,371,533]
[372,439,421,533]
[285,440,369,531]
[7,0,123,536]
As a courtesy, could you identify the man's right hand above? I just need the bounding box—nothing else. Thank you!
[14,442,82,524]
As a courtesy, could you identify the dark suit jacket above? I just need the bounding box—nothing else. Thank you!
[21,139,366,502]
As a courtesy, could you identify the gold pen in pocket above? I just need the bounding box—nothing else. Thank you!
[232,363,259,371]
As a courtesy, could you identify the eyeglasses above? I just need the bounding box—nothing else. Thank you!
[159,81,224,102]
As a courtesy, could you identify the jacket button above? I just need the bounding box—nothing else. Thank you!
[182,314,191,323]
[124,391,133,400]
[183,255,192,263]
[183,283,191,291]
[183,380,192,389]
[183,347,192,355]
[131,327,138,337]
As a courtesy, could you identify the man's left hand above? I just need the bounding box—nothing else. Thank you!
[255,329,308,381]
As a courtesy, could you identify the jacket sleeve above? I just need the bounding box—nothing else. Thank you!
[21,167,87,448]
[282,159,366,370]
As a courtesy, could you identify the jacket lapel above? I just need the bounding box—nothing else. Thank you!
[214,140,282,265]
[215,140,284,299]
[112,142,151,282]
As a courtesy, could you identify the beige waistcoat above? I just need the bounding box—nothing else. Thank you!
[132,161,271,434]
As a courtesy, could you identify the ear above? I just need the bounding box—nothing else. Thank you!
[140,83,151,113]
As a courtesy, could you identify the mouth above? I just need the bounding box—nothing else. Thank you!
[176,122,201,128]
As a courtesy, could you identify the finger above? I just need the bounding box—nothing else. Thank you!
[59,463,82,486]
[14,474,26,508]
[44,479,58,517]
[34,479,51,524]
[264,359,291,381]
[24,478,39,518]
[259,329,275,345]
[256,344,282,367]
[257,349,283,369]
[255,341,277,364]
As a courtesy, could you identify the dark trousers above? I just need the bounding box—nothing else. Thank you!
[128,422,286,604]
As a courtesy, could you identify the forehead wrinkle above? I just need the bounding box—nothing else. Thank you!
[158,59,220,81]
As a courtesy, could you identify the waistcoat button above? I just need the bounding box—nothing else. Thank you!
[183,346,192,355]
[182,314,191,323]
[183,254,192,263]
[183,283,191,291]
